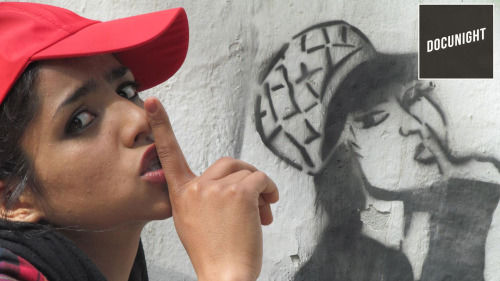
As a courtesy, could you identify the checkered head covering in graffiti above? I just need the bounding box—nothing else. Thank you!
[255,21,376,175]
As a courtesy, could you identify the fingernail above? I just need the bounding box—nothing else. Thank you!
[146,100,158,114]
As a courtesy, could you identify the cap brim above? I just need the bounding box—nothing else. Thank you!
[33,7,189,91]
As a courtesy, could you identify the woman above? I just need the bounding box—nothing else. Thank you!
[297,54,499,281]
[0,2,278,281]
[256,18,500,279]
[294,54,420,281]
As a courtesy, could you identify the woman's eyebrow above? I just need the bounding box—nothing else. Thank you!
[105,65,130,83]
[52,66,131,120]
[53,79,97,120]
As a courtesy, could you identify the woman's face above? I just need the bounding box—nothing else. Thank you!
[20,54,171,230]
[344,81,447,191]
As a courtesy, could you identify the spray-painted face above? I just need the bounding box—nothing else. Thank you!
[345,80,448,191]
[255,21,448,192]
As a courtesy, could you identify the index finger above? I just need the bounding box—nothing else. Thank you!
[144,97,195,193]
[242,171,280,204]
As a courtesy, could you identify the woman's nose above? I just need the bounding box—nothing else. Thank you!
[120,100,152,148]
[399,112,423,137]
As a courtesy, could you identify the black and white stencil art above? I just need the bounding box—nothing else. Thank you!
[255,21,500,281]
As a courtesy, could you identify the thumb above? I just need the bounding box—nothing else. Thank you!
[144,97,195,195]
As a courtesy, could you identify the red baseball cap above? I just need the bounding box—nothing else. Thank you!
[0,2,189,105]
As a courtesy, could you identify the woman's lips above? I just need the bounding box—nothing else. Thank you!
[140,144,166,184]
[414,143,436,164]
[141,169,166,184]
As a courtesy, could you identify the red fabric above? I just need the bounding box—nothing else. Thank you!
[0,2,189,105]
[0,248,49,281]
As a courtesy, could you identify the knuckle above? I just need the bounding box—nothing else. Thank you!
[230,183,252,200]
[241,169,253,178]
[190,181,202,193]
[156,147,171,160]
[184,180,202,198]
[215,156,237,169]
[155,143,177,160]
[227,183,240,196]
[252,170,268,182]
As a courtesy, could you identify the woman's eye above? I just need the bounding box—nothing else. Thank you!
[117,82,138,100]
[354,110,390,129]
[66,111,96,134]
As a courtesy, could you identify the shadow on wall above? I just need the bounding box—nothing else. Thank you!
[255,21,500,281]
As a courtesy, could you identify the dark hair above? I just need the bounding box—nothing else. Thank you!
[0,62,43,212]
[313,54,418,226]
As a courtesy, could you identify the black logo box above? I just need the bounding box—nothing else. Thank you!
[419,4,493,79]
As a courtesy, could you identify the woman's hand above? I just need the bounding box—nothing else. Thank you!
[144,97,279,281]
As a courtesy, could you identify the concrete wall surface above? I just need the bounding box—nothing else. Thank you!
[14,0,500,280]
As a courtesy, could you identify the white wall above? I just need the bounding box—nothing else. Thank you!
[17,0,500,280]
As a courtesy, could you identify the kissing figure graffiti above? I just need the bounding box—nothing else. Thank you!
[255,21,500,281]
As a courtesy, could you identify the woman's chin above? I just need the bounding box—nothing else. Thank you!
[148,205,173,221]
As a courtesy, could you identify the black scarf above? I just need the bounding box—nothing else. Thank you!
[0,221,148,281]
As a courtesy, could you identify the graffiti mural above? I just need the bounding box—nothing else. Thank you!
[255,21,500,281]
